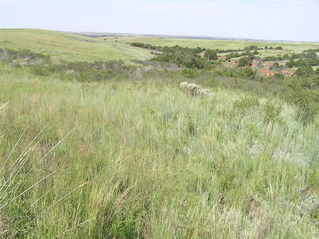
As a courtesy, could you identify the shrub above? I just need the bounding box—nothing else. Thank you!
[295,66,314,77]
[253,50,259,55]
[0,48,51,64]
[238,57,252,67]
[204,49,218,60]
[273,73,285,80]
[271,62,280,70]
[286,78,319,123]
[152,45,212,69]
[238,67,256,80]
[286,59,296,68]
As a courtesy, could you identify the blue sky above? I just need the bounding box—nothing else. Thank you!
[1,0,319,42]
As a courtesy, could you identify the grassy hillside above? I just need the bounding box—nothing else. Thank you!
[115,36,319,52]
[1,69,319,238]
[1,29,319,238]
[0,29,152,62]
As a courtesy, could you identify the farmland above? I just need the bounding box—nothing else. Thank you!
[1,29,319,238]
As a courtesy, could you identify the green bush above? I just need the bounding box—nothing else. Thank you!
[238,67,256,80]
[286,59,295,68]
[204,49,218,60]
[238,57,252,67]
[0,48,51,64]
[295,65,314,77]
[152,45,211,69]
[286,78,319,123]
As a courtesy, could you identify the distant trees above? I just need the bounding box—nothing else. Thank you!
[294,65,314,77]
[264,46,282,50]
[152,45,211,69]
[238,57,252,67]
[263,56,280,61]
[285,59,295,68]
[238,67,256,79]
[204,49,218,60]
[225,52,240,60]
[286,58,319,68]
[244,45,260,51]
[130,42,162,51]
[300,50,317,59]
[131,42,212,69]
[225,50,257,61]
[270,62,280,70]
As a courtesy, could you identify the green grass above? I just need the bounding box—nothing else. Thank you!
[115,36,319,52]
[1,29,319,238]
[0,29,152,62]
[1,67,319,238]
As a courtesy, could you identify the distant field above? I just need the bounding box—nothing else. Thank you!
[0,29,152,62]
[114,36,319,52]
[2,29,317,63]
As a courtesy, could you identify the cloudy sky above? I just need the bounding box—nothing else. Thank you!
[1,0,319,42]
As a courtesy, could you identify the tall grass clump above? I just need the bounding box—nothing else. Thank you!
[0,125,79,238]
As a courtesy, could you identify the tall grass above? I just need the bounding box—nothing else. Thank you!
[1,71,319,238]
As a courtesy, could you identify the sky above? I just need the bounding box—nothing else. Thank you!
[1,0,319,42]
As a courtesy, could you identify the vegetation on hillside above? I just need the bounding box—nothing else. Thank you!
[0,29,153,62]
[1,29,319,238]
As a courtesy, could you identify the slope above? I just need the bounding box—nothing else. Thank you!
[0,29,152,62]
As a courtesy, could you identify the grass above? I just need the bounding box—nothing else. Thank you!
[1,29,319,238]
[1,67,319,238]
[115,36,319,51]
[0,29,152,63]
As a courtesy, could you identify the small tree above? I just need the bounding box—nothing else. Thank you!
[239,67,256,79]
[204,49,218,60]
[286,59,295,68]
[294,65,314,77]
[270,62,280,70]
[238,57,252,67]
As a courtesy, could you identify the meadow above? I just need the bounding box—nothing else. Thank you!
[113,36,319,52]
[1,29,319,238]
[0,29,152,63]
